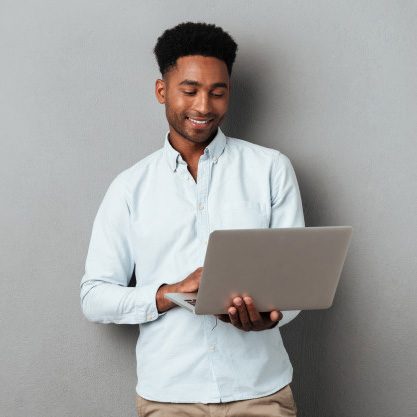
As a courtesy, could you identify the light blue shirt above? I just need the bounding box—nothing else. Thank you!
[80,127,305,403]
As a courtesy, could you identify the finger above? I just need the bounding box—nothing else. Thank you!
[267,311,283,329]
[243,297,263,328]
[228,307,242,328]
[259,311,276,327]
[233,297,251,331]
[270,310,283,322]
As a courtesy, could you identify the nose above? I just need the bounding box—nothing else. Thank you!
[193,92,212,115]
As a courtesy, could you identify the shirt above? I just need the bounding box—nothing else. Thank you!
[80,127,305,403]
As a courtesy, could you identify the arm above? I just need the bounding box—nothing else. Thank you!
[79,174,167,325]
[270,152,305,327]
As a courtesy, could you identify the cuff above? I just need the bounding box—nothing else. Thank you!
[135,282,168,323]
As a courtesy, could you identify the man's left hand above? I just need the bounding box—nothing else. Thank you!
[215,296,283,331]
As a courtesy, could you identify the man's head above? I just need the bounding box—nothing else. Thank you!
[153,22,238,144]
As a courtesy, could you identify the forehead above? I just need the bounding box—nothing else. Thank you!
[167,55,229,85]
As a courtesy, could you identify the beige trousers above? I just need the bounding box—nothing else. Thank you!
[136,384,297,417]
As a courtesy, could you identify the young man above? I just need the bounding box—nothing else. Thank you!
[80,22,304,417]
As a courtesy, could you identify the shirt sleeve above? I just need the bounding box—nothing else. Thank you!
[79,174,167,324]
[270,152,305,327]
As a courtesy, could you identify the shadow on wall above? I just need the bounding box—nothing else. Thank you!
[222,64,263,140]
[281,179,355,417]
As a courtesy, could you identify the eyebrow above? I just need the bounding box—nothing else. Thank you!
[178,79,228,89]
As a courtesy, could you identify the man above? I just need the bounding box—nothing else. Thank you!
[80,22,304,417]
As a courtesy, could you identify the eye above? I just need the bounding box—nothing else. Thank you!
[211,93,224,97]
[183,91,196,95]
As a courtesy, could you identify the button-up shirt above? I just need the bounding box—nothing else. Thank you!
[80,127,305,403]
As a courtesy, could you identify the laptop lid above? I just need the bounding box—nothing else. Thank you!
[191,226,353,314]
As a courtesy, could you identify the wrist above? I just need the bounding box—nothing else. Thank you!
[156,284,170,313]
[156,283,181,313]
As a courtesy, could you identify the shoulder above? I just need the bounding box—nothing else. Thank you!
[225,134,297,182]
[102,147,164,204]
[111,147,164,188]
[226,136,280,157]
[225,135,292,167]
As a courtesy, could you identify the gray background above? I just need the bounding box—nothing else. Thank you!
[1,1,416,416]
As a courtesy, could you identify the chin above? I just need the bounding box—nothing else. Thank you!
[187,127,218,141]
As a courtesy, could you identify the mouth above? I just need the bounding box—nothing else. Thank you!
[186,116,214,129]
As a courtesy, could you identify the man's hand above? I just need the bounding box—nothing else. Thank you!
[215,296,282,331]
[178,266,203,293]
[156,267,203,313]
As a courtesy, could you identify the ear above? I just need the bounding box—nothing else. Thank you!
[155,78,166,104]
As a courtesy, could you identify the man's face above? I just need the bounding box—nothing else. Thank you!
[155,55,230,144]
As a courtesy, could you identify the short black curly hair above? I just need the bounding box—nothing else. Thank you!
[153,22,238,77]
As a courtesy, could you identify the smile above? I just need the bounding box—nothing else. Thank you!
[186,117,213,128]
[186,117,214,130]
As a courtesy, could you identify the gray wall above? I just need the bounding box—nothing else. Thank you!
[1,1,416,416]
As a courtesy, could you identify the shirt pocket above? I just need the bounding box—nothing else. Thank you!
[213,200,269,230]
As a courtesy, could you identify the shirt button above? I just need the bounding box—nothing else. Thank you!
[198,203,204,211]
[208,345,216,352]
[213,158,218,164]
[147,314,154,321]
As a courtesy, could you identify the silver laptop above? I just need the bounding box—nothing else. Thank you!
[164,226,353,315]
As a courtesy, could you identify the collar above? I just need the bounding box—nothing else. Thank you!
[163,127,227,172]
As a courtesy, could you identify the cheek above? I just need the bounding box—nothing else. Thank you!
[214,100,228,115]
[166,102,185,120]
[172,100,190,117]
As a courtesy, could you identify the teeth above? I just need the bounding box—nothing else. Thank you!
[189,118,210,124]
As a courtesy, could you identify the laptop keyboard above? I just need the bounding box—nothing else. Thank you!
[185,299,196,306]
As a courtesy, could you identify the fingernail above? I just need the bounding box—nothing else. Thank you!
[234,297,242,306]
[243,297,252,304]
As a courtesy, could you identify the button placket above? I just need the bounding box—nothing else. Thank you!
[196,154,222,398]
[195,155,211,242]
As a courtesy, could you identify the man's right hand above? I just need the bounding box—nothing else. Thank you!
[156,267,203,313]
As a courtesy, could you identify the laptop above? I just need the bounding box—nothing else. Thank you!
[164,226,353,314]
